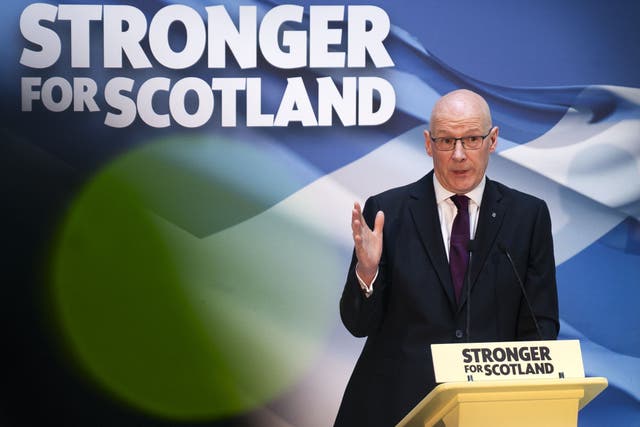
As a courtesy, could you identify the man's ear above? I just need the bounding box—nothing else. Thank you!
[488,126,499,153]
[424,130,434,157]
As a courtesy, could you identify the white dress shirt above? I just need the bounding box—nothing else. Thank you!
[433,175,484,260]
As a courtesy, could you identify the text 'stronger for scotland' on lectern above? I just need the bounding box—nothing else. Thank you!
[396,340,607,427]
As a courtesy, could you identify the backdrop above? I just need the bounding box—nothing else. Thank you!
[2,1,638,426]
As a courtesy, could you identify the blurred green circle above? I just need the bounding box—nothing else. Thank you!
[51,136,339,420]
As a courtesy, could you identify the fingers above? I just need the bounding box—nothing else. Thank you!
[350,201,384,271]
[351,202,364,234]
[351,202,384,236]
[373,210,384,235]
[352,202,363,222]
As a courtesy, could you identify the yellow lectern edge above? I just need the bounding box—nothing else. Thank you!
[395,377,608,427]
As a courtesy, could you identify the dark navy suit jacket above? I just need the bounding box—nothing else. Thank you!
[335,171,559,426]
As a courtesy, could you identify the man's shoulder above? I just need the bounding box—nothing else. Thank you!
[489,178,547,209]
[369,173,431,204]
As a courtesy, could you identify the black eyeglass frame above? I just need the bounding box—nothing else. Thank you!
[430,127,495,151]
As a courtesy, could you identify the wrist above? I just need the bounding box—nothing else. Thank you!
[355,263,377,284]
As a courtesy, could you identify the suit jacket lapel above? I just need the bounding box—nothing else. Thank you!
[408,172,458,310]
[457,177,506,311]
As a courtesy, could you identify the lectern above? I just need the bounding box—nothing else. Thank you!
[396,377,607,427]
[396,340,607,427]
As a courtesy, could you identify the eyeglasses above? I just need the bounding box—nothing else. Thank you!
[430,127,494,151]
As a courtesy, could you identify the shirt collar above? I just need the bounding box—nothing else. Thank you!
[433,173,486,207]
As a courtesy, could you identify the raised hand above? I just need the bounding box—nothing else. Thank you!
[351,202,384,285]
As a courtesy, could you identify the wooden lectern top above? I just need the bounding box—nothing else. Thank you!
[396,377,608,427]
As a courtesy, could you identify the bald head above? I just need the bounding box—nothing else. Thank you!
[430,89,492,132]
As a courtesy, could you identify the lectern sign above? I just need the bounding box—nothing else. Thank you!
[431,340,585,383]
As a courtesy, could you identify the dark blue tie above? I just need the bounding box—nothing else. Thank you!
[450,195,470,303]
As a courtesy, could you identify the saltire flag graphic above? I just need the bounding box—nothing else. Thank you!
[1,0,638,426]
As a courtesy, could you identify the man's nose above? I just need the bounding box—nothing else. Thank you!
[452,140,466,160]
